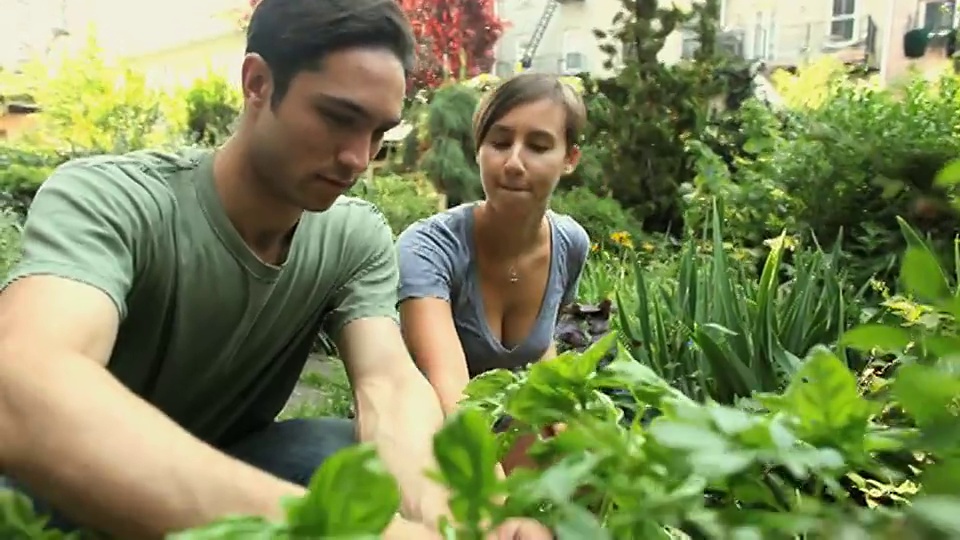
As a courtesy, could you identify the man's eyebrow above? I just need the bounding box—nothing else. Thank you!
[317,94,401,129]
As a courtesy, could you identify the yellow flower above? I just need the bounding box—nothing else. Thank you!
[609,231,634,249]
[590,243,600,253]
[641,242,655,253]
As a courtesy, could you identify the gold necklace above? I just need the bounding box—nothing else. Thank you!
[508,264,520,284]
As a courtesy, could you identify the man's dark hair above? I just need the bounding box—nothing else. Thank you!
[246,0,417,106]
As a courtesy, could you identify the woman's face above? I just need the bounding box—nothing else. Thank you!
[477,98,580,212]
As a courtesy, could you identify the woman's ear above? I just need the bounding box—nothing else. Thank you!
[563,144,582,175]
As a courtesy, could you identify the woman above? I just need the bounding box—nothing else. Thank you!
[396,73,591,474]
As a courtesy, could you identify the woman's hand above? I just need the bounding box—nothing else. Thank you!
[487,518,554,540]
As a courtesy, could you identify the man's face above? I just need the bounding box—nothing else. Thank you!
[241,48,406,212]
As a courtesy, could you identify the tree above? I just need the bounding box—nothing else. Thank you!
[399,0,504,92]
[241,0,505,93]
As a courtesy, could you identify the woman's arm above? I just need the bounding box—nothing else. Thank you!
[398,298,471,416]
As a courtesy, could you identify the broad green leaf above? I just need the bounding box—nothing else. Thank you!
[892,363,960,427]
[286,444,399,536]
[909,496,960,536]
[781,347,870,443]
[920,460,960,496]
[840,323,912,353]
[463,369,518,401]
[519,453,599,503]
[901,246,951,302]
[934,158,960,187]
[432,409,500,524]
[649,420,730,453]
[553,503,611,540]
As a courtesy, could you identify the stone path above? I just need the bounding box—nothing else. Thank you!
[281,354,345,414]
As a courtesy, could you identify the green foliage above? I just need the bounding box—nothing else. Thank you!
[0,210,22,277]
[585,0,749,232]
[15,35,181,154]
[550,186,643,242]
[618,200,863,403]
[123,230,960,539]
[415,83,482,205]
[0,143,61,214]
[686,58,960,284]
[180,72,241,147]
[349,172,440,236]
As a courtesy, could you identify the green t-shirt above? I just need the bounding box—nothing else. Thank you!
[3,148,399,445]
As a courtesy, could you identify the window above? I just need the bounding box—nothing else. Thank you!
[562,30,587,74]
[923,1,956,30]
[829,0,857,42]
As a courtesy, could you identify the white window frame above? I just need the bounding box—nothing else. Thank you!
[561,29,587,74]
[827,0,858,46]
[920,1,957,31]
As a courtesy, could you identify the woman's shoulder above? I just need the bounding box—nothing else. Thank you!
[397,205,473,247]
[547,209,590,255]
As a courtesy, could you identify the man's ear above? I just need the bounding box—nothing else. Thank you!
[240,53,274,110]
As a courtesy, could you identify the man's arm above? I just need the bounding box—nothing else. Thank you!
[0,162,305,539]
[338,317,450,527]
[322,205,449,527]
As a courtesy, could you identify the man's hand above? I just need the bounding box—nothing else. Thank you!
[487,518,554,540]
[337,317,451,526]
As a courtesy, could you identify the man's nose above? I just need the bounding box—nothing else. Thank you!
[337,135,374,174]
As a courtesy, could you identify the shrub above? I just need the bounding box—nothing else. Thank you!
[0,210,22,278]
[180,72,242,147]
[349,172,440,236]
[15,34,180,154]
[550,186,643,243]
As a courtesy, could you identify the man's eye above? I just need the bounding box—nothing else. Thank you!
[323,110,354,126]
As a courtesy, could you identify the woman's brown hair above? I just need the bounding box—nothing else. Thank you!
[472,72,587,153]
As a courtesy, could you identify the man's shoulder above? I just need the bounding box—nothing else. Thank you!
[310,196,392,236]
[46,147,209,201]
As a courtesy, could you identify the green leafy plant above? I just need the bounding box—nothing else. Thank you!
[618,200,864,403]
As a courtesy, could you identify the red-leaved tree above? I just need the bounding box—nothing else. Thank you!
[399,0,505,92]
[240,0,505,93]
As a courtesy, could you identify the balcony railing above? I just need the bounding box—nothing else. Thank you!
[721,15,880,68]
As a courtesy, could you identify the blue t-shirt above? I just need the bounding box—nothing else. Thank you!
[396,204,590,377]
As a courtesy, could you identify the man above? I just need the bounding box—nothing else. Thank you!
[0,0,551,538]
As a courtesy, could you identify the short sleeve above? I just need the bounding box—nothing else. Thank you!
[2,159,157,319]
[321,204,401,339]
[561,220,590,306]
[396,219,457,304]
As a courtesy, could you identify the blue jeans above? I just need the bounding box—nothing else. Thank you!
[0,417,356,534]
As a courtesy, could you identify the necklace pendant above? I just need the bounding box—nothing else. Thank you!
[509,275,519,284]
